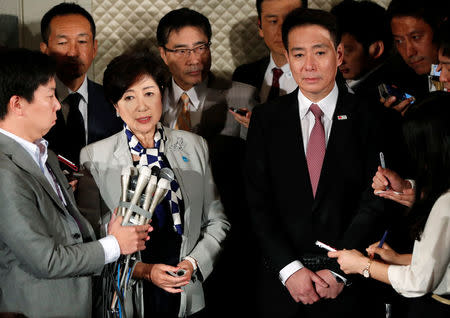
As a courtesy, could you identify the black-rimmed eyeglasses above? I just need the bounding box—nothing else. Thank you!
[164,42,211,58]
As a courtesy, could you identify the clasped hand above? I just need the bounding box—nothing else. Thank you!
[285,267,344,305]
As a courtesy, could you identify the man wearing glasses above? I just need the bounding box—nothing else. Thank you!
[157,7,256,141]
[157,8,257,316]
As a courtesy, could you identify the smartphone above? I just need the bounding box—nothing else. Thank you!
[167,269,186,277]
[377,83,415,104]
[58,154,83,180]
[229,107,248,116]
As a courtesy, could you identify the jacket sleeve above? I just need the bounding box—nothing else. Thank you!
[187,137,231,280]
[0,166,105,279]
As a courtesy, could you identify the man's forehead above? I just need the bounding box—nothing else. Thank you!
[168,26,207,40]
[289,25,333,43]
[49,14,93,35]
[391,16,431,31]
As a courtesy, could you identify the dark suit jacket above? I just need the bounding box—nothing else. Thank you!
[245,84,388,316]
[0,133,105,317]
[45,79,123,163]
[232,56,269,92]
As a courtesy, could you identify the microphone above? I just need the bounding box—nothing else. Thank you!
[145,168,175,224]
[122,166,151,225]
[119,167,132,216]
[137,166,161,225]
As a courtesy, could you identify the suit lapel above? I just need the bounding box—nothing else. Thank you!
[0,134,69,213]
[275,91,315,202]
[46,151,96,240]
[256,56,270,90]
[113,132,134,166]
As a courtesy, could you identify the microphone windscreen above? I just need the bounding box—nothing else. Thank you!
[122,166,151,225]
[119,167,133,216]
[151,165,161,177]
[159,167,175,182]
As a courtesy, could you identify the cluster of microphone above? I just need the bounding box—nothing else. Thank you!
[109,165,176,315]
[119,165,175,227]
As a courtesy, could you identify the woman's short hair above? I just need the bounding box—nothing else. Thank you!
[103,49,168,105]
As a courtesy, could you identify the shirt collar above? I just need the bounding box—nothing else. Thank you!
[56,75,88,104]
[268,53,292,78]
[171,77,208,110]
[298,82,339,120]
[0,128,48,171]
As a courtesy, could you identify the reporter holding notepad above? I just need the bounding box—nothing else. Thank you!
[329,92,450,318]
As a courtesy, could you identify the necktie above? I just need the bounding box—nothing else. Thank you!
[267,67,283,101]
[65,92,85,163]
[306,103,326,197]
[175,92,191,131]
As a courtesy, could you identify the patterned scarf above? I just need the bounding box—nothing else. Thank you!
[125,122,183,234]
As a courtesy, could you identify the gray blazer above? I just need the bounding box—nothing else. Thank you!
[162,75,257,140]
[0,133,105,317]
[80,127,230,317]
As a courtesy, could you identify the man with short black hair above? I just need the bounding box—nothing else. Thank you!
[382,0,448,114]
[0,48,150,318]
[40,2,122,164]
[331,0,391,100]
[158,7,255,141]
[233,0,304,102]
[246,8,387,318]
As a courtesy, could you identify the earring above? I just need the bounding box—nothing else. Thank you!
[116,111,120,117]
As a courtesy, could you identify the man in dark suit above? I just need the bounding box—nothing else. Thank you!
[40,3,122,164]
[245,8,388,318]
[0,48,150,318]
[231,0,302,129]
[232,0,304,103]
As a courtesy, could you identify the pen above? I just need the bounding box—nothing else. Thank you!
[370,230,388,260]
[379,152,390,190]
[315,240,337,252]
[378,230,388,248]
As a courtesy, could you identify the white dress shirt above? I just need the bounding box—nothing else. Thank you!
[259,53,298,103]
[388,191,450,297]
[279,83,341,285]
[0,128,119,264]
[56,75,89,144]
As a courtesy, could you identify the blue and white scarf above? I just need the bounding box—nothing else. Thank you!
[125,122,183,234]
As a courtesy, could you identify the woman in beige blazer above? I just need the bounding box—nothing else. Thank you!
[80,50,230,317]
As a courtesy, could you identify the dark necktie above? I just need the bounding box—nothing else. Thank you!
[306,104,326,197]
[267,67,283,101]
[65,92,85,163]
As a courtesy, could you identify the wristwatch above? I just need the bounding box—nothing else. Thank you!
[362,259,372,278]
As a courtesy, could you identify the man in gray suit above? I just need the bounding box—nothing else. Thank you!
[0,49,151,318]
[157,8,256,141]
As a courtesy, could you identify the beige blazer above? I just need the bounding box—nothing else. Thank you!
[80,127,230,317]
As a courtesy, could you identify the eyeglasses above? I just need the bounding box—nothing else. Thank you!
[164,42,211,58]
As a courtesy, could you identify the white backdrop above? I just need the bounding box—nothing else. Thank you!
[92,0,391,82]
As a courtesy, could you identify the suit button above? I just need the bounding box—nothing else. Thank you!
[73,233,81,239]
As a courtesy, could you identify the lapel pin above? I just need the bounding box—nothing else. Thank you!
[182,156,189,162]
[337,115,347,120]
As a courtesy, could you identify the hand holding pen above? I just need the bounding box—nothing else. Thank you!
[378,152,390,190]
[369,230,388,260]
[366,234,412,266]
